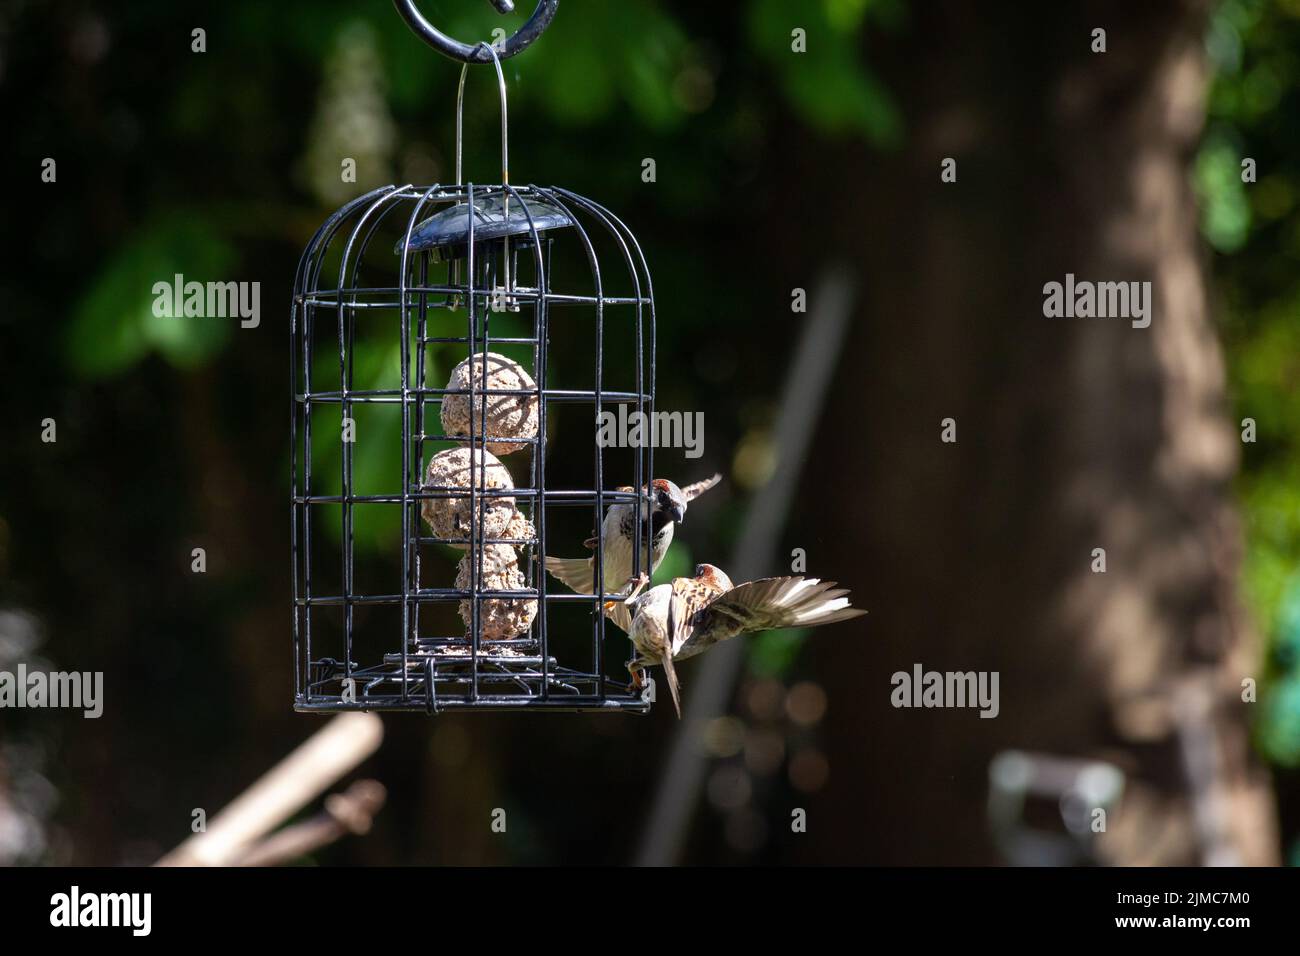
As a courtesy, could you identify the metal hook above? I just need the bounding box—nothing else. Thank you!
[455,42,508,186]
[393,0,559,64]
[452,42,515,308]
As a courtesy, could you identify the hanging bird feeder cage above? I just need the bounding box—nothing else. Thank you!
[290,0,656,713]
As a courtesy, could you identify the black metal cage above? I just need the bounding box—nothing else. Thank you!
[290,179,656,713]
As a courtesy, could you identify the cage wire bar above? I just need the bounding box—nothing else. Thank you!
[290,181,657,712]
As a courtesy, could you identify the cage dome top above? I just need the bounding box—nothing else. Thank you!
[395,191,574,260]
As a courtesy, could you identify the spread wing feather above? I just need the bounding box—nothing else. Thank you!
[544,555,595,595]
[680,473,722,502]
[674,577,866,660]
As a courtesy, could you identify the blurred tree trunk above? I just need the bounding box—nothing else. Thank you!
[794,0,1277,864]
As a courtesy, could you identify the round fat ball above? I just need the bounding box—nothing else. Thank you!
[440,352,539,455]
[456,543,538,641]
[421,447,518,548]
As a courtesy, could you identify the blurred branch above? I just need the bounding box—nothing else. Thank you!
[634,264,857,866]
[157,712,384,866]
[233,780,387,867]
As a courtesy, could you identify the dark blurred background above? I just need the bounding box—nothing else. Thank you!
[2,0,1299,865]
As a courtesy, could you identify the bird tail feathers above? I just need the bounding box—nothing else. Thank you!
[661,654,682,719]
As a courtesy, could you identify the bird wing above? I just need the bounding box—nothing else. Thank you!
[665,576,725,658]
[666,586,692,655]
[680,473,722,502]
[674,576,865,660]
[544,555,595,595]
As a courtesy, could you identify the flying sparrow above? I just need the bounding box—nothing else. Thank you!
[544,473,721,598]
[621,564,866,718]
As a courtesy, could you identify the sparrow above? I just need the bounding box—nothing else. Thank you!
[544,473,721,599]
[621,564,866,718]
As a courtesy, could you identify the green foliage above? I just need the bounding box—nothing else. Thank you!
[63,0,896,385]
[66,217,236,378]
[1195,132,1251,252]
[747,628,809,678]
[1200,0,1300,765]
[307,334,460,553]
[747,0,903,144]
[387,0,691,129]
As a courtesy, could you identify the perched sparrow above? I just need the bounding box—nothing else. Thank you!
[544,474,721,598]
[621,564,866,718]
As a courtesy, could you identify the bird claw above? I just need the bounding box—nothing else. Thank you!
[623,573,650,601]
[603,575,649,616]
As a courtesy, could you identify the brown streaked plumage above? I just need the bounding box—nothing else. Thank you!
[623,564,866,718]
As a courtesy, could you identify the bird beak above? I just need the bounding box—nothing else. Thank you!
[670,502,686,524]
